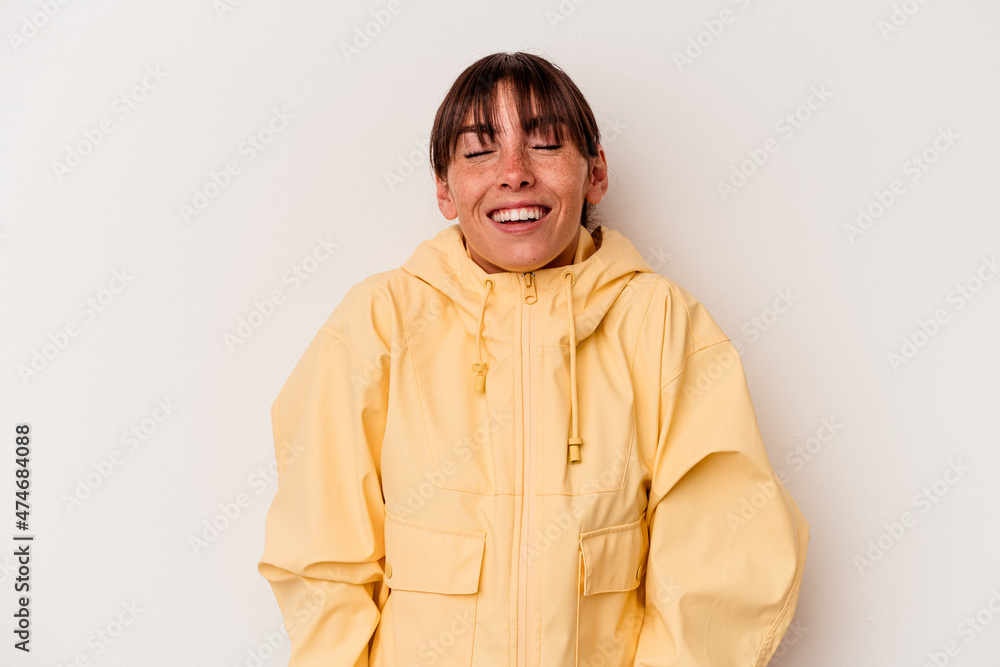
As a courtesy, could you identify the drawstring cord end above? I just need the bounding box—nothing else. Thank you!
[472,362,488,392]
[568,437,583,464]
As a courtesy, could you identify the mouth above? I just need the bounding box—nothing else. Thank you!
[488,205,551,224]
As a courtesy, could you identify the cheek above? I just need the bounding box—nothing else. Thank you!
[452,175,487,209]
[458,192,479,215]
[550,160,589,196]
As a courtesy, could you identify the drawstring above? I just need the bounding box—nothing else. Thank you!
[562,269,583,464]
[471,278,494,392]
[469,272,583,464]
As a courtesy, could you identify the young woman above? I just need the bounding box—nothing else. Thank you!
[259,51,808,667]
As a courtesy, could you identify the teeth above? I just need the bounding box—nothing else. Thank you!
[490,206,547,222]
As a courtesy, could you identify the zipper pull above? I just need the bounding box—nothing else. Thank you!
[522,272,537,304]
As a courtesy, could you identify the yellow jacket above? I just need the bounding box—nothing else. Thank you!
[258,224,808,666]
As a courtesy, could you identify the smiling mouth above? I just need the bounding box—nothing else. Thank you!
[489,206,550,223]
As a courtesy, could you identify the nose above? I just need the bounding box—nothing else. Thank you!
[499,145,533,190]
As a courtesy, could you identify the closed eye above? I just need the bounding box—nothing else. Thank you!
[463,150,493,158]
[534,144,561,150]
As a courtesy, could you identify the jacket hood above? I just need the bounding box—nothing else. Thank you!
[401,223,653,465]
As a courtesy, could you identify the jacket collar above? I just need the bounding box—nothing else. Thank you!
[401,224,651,344]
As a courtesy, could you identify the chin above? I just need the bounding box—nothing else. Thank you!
[494,252,548,273]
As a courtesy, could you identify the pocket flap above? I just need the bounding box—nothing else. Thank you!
[579,512,649,596]
[384,511,486,594]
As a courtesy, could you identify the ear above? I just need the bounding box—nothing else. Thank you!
[584,146,609,205]
[435,175,458,220]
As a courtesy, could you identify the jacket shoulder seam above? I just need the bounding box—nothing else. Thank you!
[661,281,698,346]
[659,335,732,391]
[644,278,730,389]
[315,327,389,397]
[628,281,660,372]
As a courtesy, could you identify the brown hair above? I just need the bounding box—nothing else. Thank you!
[429,52,602,229]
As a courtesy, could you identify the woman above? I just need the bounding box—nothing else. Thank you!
[258,52,808,666]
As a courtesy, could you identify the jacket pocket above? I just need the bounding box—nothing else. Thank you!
[383,510,485,665]
[575,513,648,666]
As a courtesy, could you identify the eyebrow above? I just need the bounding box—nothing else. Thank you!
[457,115,563,137]
[457,124,492,136]
[523,115,562,134]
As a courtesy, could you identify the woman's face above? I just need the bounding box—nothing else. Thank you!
[435,83,608,274]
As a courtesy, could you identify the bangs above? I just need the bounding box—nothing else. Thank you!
[431,53,601,180]
[463,79,570,152]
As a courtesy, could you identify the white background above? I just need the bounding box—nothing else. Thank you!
[2,1,999,665]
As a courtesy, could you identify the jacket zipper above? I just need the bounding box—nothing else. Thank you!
[517,271,537,667]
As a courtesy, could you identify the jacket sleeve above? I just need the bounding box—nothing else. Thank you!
[634,332,809,665]
[257,313,390,666]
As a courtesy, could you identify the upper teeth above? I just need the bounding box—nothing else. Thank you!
[491,206,546,222]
